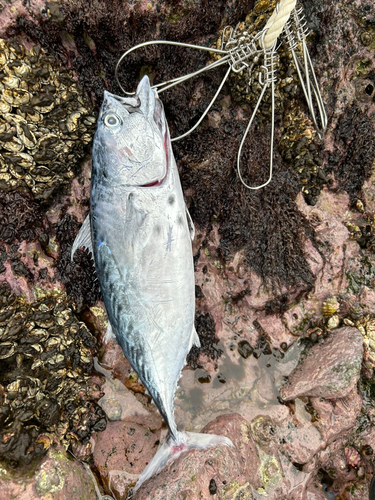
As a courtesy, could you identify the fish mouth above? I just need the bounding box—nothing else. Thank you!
[140,122,169,188]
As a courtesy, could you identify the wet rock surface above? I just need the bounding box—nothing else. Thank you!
[133,413,262,500]
[0,0,374,498]
[280,327,363,400]
[0,446,97,499]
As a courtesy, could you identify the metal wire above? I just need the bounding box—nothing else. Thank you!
[114,1,327,191]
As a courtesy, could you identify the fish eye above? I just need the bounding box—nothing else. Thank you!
[104,113,121,128]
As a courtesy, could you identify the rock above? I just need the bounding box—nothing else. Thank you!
[0,446,97,500]
[280,327,363,400]
[133,413,262,500]
[311,387,362,445]
[92,420,162,499]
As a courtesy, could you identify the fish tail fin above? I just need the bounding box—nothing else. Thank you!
[134,430,233,492]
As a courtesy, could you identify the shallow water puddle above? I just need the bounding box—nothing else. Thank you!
[174,340,304,432]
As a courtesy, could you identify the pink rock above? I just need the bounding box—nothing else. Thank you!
[133,413,262,500]
[339,480,370,500]
[311,387,362,445]
[280,327,363,400]
[92,420,162,499]
[0,446,97,500]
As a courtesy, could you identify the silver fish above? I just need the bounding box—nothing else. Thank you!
[72,76,232,490]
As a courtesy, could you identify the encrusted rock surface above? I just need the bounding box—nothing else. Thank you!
[0,0,374,498]
[0,446,97,500]
[280,327,363,400]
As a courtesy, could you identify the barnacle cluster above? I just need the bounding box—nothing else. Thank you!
[0,38,96,202]
[215,0,297,118]
[344,212,375,251]
[212,0,283,116]
[212,0,326,205]
[348,315,375,377]
[279,109,326,206]
[0,283,106,466]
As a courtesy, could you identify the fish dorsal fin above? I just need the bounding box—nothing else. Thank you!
[71,215,94,262]
[185,204,195,241]
[104,321,116,343]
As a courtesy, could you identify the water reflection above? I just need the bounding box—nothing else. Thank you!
[175,340,303,431]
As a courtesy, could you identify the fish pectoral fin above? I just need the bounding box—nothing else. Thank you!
[185,203,195,241]
[71,215,94,263]
[104,321,115,343]
[189,327,201,350]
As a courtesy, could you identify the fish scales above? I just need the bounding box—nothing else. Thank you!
[71,76,232,490]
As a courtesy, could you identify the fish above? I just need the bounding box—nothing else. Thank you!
[71,76,233,491]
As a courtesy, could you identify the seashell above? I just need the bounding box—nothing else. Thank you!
[10,151,34,168]
[343,318,355,326]
[0,341,16,359]
[31,359,44,370]
[0,99,11,113]
[81,133,92,144]
[0,51,8,67]
[84,116,96,125]
[0,172,12,182]
[8,41,25,58]
[327,314,340,329]
[0,307,13,325]
[7,379,22,392]
[24,173,35,188]
[2,136,24,153]
[37,133,59,150]
[30,344,43,353]
[33,102,55,114]
[366,318,375,335]
[46,337,60,349]
[17,105,42,123]
[357,325,366,336]
[30,165,53,183]
[2,75,20,89]
[66,111,82,132]
[9,164,25,179]
[322,296,340,317]
[13,62,31,79]
[16,122,37,149]
[2,88,30,106]
[37,433,54,450]
[47,353,65,365]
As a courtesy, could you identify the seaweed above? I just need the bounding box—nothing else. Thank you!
[187,311,223,369]
[55,214,100,311]
[328,104,375,203]
[0,191,48,244]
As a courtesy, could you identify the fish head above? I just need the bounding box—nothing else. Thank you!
[93,76,169,187]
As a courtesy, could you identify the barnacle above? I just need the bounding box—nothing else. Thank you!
[0,38,96,202]
[343,315,375,376]
[322,296,340,317]
[250,415,277,450]
[0,283,105,466]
